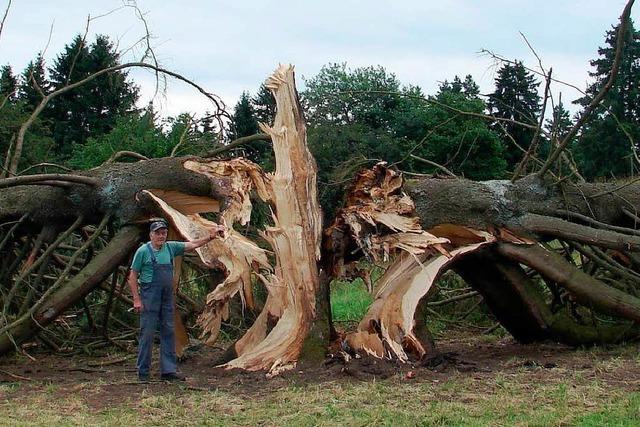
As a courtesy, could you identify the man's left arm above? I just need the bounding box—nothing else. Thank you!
[184,224,226,252]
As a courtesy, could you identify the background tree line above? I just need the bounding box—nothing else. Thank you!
[1,21,639,216]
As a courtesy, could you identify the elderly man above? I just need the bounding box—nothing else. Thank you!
[128,219,224,382]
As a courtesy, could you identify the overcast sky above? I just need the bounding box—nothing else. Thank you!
[0,1,635,118]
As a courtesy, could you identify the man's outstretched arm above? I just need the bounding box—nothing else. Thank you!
[184,223,226,252]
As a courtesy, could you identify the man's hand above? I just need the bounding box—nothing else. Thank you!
[185,224,228,252]
[133,297,144,313]
[209,223,226,239]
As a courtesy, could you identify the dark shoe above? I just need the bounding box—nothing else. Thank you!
[160,372,186,382]
[138,374,150,383]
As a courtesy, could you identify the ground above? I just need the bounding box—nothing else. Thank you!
[0,332,639,426]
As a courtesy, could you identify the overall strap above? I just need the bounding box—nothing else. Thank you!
[146,242,175,266]
[145,242,157,265]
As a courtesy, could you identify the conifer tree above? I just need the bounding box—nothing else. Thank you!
[18,53,50,110]
[251,84,277,126]
[0,65,18,101]
[573,20,640,179]
[229,92,259,140]
[47,34,138,157]
[229,91,271,166]
[487,61,541,169]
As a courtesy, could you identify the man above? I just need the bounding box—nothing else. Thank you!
[128,219,224,382]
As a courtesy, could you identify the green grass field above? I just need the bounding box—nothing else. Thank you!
[1,280,638,425]
[1,365,639,426]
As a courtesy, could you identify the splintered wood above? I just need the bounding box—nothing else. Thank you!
[141,66,500,371]
[145,65,322,373]
[223,65,322,373]
[327,164,495,361]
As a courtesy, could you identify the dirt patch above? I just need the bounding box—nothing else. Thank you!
[1,333,639,411]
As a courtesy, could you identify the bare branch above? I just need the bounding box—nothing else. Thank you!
[427,291,479,307]
[203,133,271,158]
[589,176,640,199]
[519,32,547,75]
[512,68,552,181]
[65,15,91,86]
[170,114,195,157]
[410,154,458,178]
[0,0,11,43]
[101,150,149,166]
[2,61,228,176]
[480,49,586,95]
[19,163,73,175]
[549,208,640,237]
[521,213,640,252]
[0,174,99,189]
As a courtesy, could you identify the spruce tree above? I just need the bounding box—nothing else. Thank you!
[229,92,259,140]
[487,61,541,169]
[0,65,18,102]
[573,20,640,179]
[252,84,276,126]
[18,53,50,110]
[229,91,271,166]
[47,34,138,158]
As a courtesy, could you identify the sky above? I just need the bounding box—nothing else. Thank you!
[0,0,636,119]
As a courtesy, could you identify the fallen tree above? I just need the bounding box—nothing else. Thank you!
[1,0,639,371]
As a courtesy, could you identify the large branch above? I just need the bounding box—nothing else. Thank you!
[407,175,640,236]
[519,213,640,252]
[0,224,141,354]
[456,248,640,345]
[0,156,231,225]
[497,242,640,322]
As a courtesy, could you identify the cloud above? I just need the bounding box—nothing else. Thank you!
[0,0,633,119]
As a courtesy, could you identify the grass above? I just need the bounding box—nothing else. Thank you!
[330,278,373,323]
[1,372,639,426]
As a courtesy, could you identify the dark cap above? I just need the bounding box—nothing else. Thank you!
[150,220,168,232]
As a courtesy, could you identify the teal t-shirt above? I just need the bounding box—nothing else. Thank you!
[131,241,186,284]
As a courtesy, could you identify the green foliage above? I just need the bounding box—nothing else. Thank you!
[0,65,18,101]
[407,80,507,180]
[68,107,167,169]
[68,107,216,169]
[47,34,139,158]
[302,63,402,129]
[229,92,259,140]
[0,101,54,172]
[488,61,541,169]
[302,64,408,219]
[300,65,507,219]
[18,53,50,110]
[251,84,276,126]
[228,91,273,168]
[573,20,640,179]
[309,123,403,218]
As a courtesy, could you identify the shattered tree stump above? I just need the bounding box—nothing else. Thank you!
[2,63,640,370]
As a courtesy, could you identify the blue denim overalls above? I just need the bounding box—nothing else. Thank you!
[136,243,177,377]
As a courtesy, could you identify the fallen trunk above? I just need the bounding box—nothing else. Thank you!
[2,65,640,369]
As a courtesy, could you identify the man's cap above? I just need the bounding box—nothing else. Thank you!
[150,220,168,232]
